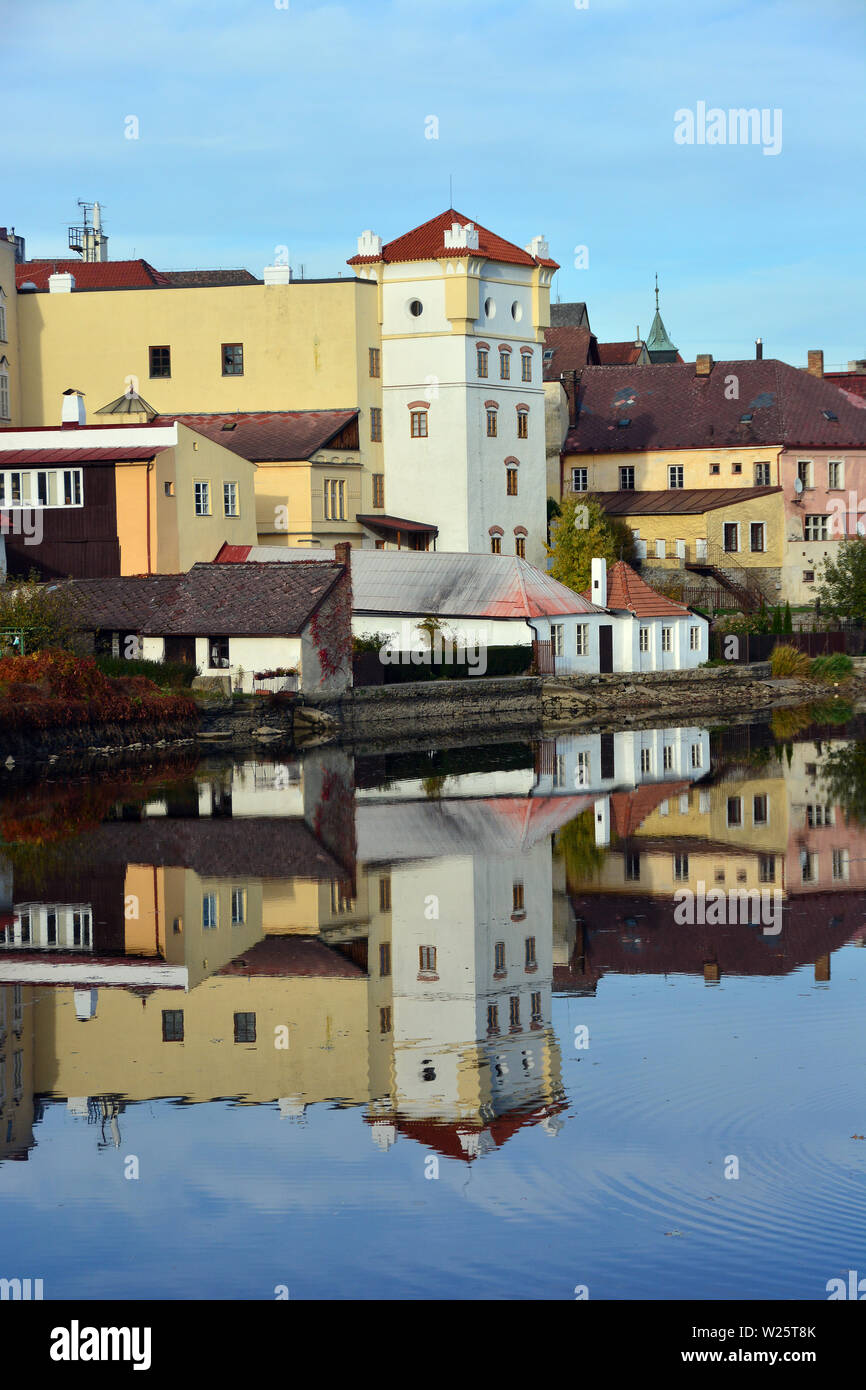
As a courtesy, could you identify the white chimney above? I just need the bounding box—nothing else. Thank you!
[48,271,75,293]
[591,557,608,607]
[263,264,292,285]
[594,797,610,847]
[356,229,383,257]
[61,389,86,426]
[444,221,479,251]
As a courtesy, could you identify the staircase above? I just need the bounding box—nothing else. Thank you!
[685,545,769,613]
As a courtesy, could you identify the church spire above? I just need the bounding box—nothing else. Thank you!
[646,274,678,363]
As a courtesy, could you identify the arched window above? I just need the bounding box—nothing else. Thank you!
[520,347,533,383]
[498,344,512,381]
[489,525,503,555]
[476,342,490,378]
[407,400,429,438]
[485,400,499,438]
[505,457,520,498]
[514,524,527,560]
[517,405,529,440]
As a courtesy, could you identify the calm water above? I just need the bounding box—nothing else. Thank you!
[1,716,865,1301]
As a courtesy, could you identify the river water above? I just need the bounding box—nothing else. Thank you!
[1,715,865,1300]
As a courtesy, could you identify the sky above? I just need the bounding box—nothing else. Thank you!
[5,0,865,368]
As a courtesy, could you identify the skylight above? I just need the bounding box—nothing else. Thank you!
[822,409,838,421]
[617,418,631,428]
[740,413,753,423]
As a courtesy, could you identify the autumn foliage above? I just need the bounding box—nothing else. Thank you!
[0,649,196,730]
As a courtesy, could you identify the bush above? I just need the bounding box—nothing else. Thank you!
[770,644,812,678]
[0,649,196,730]
[94,655,198,688]
[809,653,853,683]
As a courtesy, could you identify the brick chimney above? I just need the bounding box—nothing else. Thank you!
[695,354,713,376]
[807,349,824,378]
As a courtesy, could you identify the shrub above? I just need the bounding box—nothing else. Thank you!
[809,653,853,682]
[0,649,196,730]
[770,644,812,678]
[94,655,198,688]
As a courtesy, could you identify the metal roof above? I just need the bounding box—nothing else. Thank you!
[216,547,606,619]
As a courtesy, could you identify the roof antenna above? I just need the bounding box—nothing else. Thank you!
[449,174,453,210]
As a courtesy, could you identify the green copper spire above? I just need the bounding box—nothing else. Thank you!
[646,273,678,362]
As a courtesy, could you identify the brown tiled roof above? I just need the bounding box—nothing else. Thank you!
[595,486,782,515]
[162,410,359,461]
[161,269,259,287]
[580,560,692,618]
[16,259,170,290]
[348,208,559,269]
[542,326,597,381]
[65,561,345,636]
[83,819,350,880]
[564,359,866,453]
[825,372,866,402]
[218,935,366,978]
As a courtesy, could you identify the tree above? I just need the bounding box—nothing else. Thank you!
[814,538,866,625]
[546,494,636,594]
[0,574,81,655]
[783,601,793,634]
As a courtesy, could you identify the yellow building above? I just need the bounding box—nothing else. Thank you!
[14,257,384,548]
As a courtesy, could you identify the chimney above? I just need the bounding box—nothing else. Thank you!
[263,264,292,285]
[695,354,713,376]
[61,389,86,427]
[356,229,383,258]
[49,271,75,294]
[591,557,608,608]
[635,325,641,347]
[755,338,763,360]
[807,349,824,378]
[334,541,351,570]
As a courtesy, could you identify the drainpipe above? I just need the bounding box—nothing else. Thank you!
[146,461,153,574]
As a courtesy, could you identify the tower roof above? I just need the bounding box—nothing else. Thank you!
[646,307,677,355]
[347,209,559,270]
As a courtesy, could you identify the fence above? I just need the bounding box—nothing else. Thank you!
[709,630,851,663]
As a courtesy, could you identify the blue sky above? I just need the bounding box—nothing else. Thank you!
[6,0,865,367]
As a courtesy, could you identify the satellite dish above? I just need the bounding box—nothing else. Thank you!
[794,477,804,494]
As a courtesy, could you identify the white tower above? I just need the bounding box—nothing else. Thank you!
[349,212,557,565]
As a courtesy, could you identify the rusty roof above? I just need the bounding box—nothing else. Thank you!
[160,410,359,461]
[595,486,783,515]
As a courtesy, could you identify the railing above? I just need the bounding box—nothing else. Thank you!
[252,674,298,695]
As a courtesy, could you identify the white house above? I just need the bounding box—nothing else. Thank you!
[571,558,709,674]
[347,211,558,567]
[64,552,353,695]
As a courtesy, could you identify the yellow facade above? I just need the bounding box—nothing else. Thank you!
[16,278,385,546]
[617,489,785,571]
[561,445,784,497]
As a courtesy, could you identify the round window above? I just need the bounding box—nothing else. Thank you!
[484,297,496,319]
[511,300,523,322]
[409,299,423,317]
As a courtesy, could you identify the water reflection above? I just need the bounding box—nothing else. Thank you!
[0,718,863,1182]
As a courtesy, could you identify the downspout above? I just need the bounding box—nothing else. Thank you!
[146,461,153,574]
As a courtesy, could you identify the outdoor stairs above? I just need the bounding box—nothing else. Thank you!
[684,552,765,613]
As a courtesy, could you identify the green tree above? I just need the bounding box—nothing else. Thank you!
[814,538,866,625]
[771,605,783,634]
[783,601,793,634]
[0,574,81,655]
[820,742,866,826]
[546,495,636,594]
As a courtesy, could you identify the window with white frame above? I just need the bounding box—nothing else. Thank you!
[0,466,83,508]
[673,853,689,882]
[832,848,849,881]
[804,515,829,540]
[550,624,564,657]
[690,625,701,651]
[620,466,635,490]
[324,478,345,520]
[828,460,844,490]
[750,522,765,552]
[754,461,771,486]
[797,460,813,490]
[661,627,672,652]
[663,744,674,771]
[572,467,587,492]
[0,296,6,341]
[194,480,211,516]
[575,623,589,656]
[639,626,650,652]
[0,372,8,420]
[640,747,652,773]
[668,465,684,488]
[202,893,218,929]
[691,742,703,769]
[223,481,239,517]
[575,749,591,786]
[231,888,246,924]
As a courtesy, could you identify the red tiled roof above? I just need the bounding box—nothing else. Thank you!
[348,209,559,269]
[161,410,359,461]
[0,445,167,464]
[16,259,169,290]
[609,782,691,839]
[564,359,866,453]
[825,372,866,401]
[581,560,692,618]
[541,326,597,381]
[597,341,644,365]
